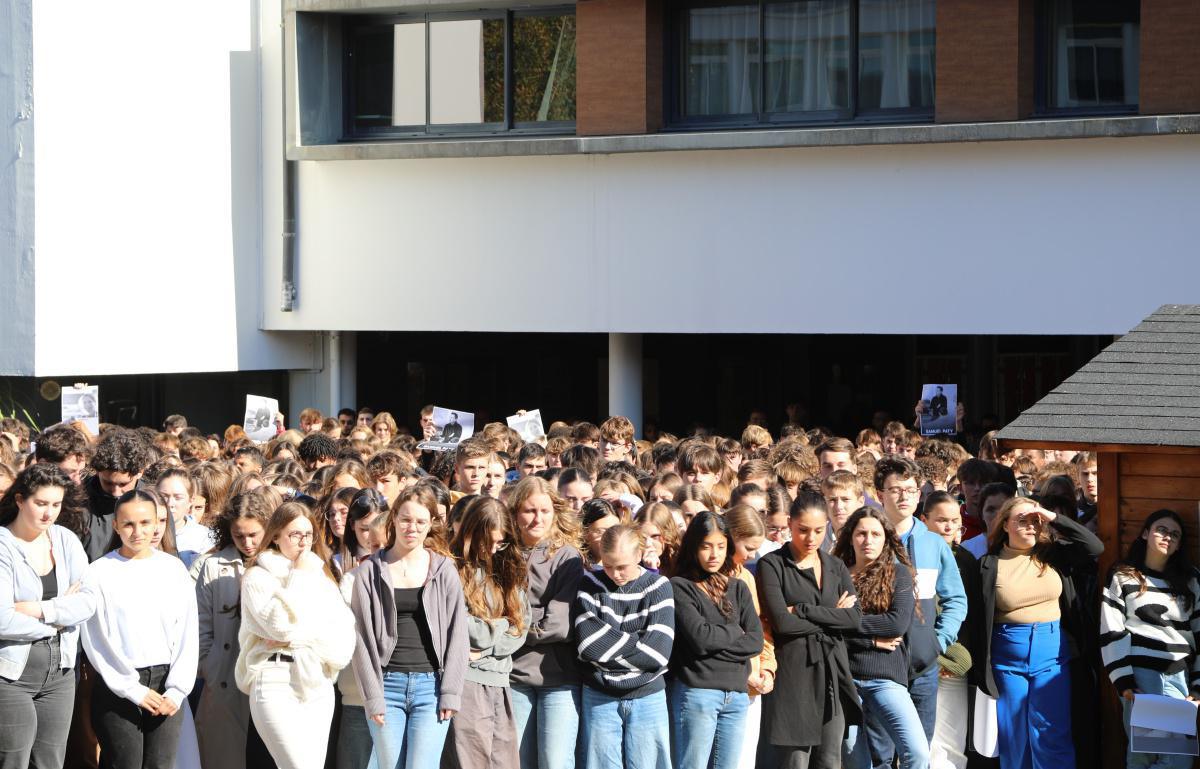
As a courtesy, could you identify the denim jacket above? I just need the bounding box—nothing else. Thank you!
[0,525,96,680]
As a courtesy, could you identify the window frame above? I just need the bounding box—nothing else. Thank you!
[342,7,577,141]
[665,0,936,130]
[1033,0,1140,117]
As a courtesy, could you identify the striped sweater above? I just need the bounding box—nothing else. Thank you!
[574,567,675,699]
[1100,568,1200,695]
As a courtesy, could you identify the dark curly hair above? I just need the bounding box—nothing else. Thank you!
[90,428,154,475]
[0,464,87,538]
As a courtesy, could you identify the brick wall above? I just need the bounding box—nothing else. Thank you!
[576,0,663,136]
[1140,0,1200,115]
[935,0,1034,123]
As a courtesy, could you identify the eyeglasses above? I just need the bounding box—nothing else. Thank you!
[286,532,313,544]
[766,526,789,535]
[884,487,921,498]
[1152,526,1182,542]
[396,518,430,531]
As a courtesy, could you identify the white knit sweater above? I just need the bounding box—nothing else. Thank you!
[235,550,355,700]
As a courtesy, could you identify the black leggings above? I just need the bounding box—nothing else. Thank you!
[91,665,183,769]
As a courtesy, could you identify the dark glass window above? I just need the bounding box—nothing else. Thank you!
[670,0,934,127]
[1041,0,1139,112]
[345,10,576,138]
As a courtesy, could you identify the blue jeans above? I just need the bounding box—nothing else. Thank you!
[863,662,938,766]
[582,686,671,769]
[366,671,450,769]
[844,678,929,769]
[669,682,750,769]
[991,621,1074,769]
[338,704,379,769]
[511,683,581,769]
[1123,667,1193,769]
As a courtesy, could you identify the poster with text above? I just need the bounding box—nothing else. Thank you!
[919,383,957,436]
[62,385,100,434]
[418,407,475,451]
[507,409,545,443]
[243,395,280,443]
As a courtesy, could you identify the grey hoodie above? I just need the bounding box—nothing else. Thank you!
[510,543,584,688]
[349,551,469,716]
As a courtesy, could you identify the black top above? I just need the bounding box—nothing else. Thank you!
[40,566,57,601]
[844,563,914,685]
[385,587,438,673]
[756,547,863,748]
[669,576,763,692]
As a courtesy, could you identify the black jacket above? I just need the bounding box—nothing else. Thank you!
[83,474,117,562]
[757,547,862,747]
[978,514,1104,765]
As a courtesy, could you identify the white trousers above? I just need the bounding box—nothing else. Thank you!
[929,673,968,769]
[249,663,334,769]
[736,693,761,769]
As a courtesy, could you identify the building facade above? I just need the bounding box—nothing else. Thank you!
[2,0,1198,433]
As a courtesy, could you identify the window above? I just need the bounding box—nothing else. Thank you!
[345,10,576,138]
[1039,0,1139,113]
[670,0,934,127]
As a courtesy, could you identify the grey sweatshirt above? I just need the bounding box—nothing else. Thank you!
[349,551,469,716]
[464,568,531,687]
[511,543,585,688]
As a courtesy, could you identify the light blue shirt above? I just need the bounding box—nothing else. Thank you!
[0,524,96,680]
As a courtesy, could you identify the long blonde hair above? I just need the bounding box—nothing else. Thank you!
[505,476,581,555]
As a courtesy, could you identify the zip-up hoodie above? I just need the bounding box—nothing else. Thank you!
[511,542,584,688]
[897,518,966,676]
[349,551,469,717]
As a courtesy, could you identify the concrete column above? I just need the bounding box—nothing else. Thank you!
[287,330,357,425]
[607,332,643,436]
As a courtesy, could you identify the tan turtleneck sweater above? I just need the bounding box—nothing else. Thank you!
[995,545,1062,624]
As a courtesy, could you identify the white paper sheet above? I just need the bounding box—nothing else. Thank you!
[243,395,279,443]
[61,385,99,434]
[1130,694,1199,756]
[506,409,545,443]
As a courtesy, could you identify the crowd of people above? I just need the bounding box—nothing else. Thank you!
[0,405,1190,769]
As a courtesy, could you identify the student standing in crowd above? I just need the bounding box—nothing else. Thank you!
[236,502,356,769]
[192,488,281,769]
[82,429,154,562]
[350,484,467,769]
[507,477,585,769]
[919,491,980,769]
[0,465,95,769]
[1101,509,1200,769]
[157,468,215,569]
[81,489,198,769]
[832,508,927,769]
[722,504,775,769]
[979,498,1103,769]
[756,491,861,769]
[579,499,622,569]
[575,524,675,769]
[871,457,965,759]
[446,497,530,769]
[670,511,763,769]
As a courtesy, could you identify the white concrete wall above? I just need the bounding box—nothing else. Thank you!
[265,133,1200,336]
[28,0,315,377]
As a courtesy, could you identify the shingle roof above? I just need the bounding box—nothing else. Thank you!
[998,305,1200,447]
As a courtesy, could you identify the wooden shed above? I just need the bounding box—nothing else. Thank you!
[997,303,1200,767]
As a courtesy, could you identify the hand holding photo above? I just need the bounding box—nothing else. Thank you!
[244,395,280,443]
[417,406,475,451]
[62,384,100,434]
[918,383,958,436]
[506,409,545,443]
